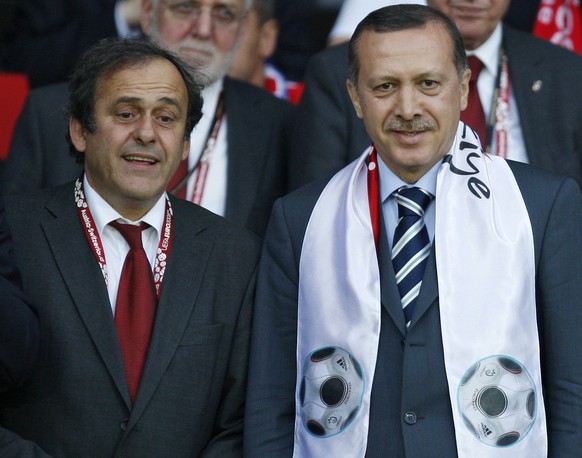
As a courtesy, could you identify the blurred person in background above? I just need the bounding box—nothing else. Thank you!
[270,0,343,83]
[0,0,142,88]
[229,0,303,104]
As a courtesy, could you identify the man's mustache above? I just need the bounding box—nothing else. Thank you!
[384,118,437,132]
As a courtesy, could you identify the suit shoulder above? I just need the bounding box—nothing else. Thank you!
[504,25,582,68]
[508,160,578,188]
[27,81,69,104]
[508,160,581,211]
[273,176,331,230]
[224,77,292,113]
[169,197,261,251]
[304,42,349,82]
[309,42,348,68]
[4,183,67,213]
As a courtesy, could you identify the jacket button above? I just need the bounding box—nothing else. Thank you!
[120,419,129,431]
[403,411,417,425]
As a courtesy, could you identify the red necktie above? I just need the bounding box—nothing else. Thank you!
[461,56,487,145]
[167,158,188,199]
[110,221,157,404]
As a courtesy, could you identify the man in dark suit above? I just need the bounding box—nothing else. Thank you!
[0,38,259,457]
[2,0,290,237]
[245,5,582,456]
[288,0,582,191]
[0,194,38,393]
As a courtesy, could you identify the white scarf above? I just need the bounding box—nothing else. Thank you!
[294,122,547,457]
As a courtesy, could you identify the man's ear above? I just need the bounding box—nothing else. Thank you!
[347,79,363,119]
[460,67,471,111]
[69,117,88,154]
[259,19,279,61]
[181,136,190,161]
[140,0,154,37]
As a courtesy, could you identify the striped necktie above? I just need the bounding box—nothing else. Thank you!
[392,187,433,326]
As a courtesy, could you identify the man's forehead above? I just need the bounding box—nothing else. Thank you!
[96,60,186,98]
[181,0,247,7]
[358,24,452,55]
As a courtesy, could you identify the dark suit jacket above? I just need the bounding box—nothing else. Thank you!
[0,0,118,88]
[0,184,260,457]
[1,76,291,237]
[244,161,582,456]
[0,195,38,392]
[288,25,582,190]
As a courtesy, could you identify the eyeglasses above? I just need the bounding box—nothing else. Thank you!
[161,1,243,29]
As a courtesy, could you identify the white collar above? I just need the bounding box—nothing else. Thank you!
[83,175,166,237]
[466,23,503,78]
[378,155,440,203]
[201,78,224,116]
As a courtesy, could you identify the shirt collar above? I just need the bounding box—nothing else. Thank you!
[83,175,166,237]
[466,23,503,77]
[201,78,224,115]
[378,154,441,203]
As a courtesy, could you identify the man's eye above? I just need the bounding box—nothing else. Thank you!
[422,80,438,89]
[172,2,194,13]
[213,6,237,22]
[118,112,134,120]
[159,115,174,123]
[378,83,393,90]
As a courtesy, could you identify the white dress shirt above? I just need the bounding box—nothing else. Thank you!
[378,155,439,249]
[468,24,529,163]
[186,78,228,216]
[83,176,165,314]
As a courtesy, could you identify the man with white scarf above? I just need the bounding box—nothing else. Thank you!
[244,4,582,457]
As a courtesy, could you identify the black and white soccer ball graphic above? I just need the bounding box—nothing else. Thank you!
[299,346,365,438]
[458,355,537,447]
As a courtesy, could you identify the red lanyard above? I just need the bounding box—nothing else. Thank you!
[168,91,225,202]
[367,147,380,248]
[189,94,226,204]
[486,50,511,158]
[74,178,174,297]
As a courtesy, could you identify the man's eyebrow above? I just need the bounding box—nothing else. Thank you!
[113,96,183,110]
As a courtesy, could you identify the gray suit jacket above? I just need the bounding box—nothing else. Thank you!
[1,76,291,237]
[0,184,260,457]
[244,161,582,457]
[288,25,582,190]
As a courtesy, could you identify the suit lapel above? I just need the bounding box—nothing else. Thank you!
[408,248,438,329]
[503,26,553,171]
[42,186,131,407]
[127,201,213,426]
[378,215,407,336]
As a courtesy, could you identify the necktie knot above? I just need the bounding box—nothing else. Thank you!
[110,221,147,249]
[396,187,432,218]
[468,56,484,83]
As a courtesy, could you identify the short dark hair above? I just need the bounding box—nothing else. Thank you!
[253,0,274,25]
[66,37,204,161]
[348,4,467,87]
